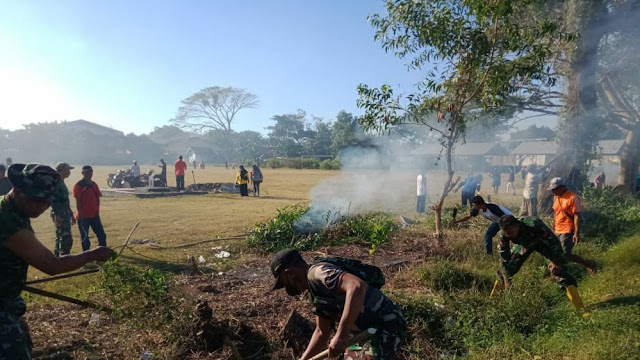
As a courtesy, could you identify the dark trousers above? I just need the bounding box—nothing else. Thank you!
[176,175,185,190]
[461,191,474,207]
[416,195,426,213]
[484,222,500,254]
[78,216,107,251]
[253,181,261,196]
[240,183,248,196]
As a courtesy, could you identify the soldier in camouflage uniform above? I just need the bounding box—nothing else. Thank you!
[0,164,115,359]
[50,163,76,256]
[270,249,406,360]
[493,215,588,314]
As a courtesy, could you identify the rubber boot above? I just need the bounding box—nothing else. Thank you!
[490,280,501,297]
[566,285,590,316]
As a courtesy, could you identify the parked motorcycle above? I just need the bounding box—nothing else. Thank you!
[107,169,166,188]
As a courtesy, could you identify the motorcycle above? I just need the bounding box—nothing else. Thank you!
[107,169,166,188]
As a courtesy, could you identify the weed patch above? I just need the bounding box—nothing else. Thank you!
[247,206,398,253]
[416,260,493,292]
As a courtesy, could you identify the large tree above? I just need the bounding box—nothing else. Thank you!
[267,110,312,157]
[170,86,259,135]
[358,0,565,235]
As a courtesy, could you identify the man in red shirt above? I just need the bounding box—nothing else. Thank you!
[73,166,107,251]
[174,155,188,191]
[548,177,596,274]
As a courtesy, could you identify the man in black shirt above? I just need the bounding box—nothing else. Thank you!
[454,196,513,255]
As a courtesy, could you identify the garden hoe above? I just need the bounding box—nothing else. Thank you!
[309,328,377,360]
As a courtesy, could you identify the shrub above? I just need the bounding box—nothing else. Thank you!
[99,262,179,327]
[581,186,640,247]
[247,207,398,253]
[319,159,341,170]
[416,260,493,292]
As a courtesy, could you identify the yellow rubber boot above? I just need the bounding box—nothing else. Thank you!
[566,285,590,316]
[490,280,501,297]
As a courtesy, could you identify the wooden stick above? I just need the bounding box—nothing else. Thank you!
[309,328,376,360]
[224,336,244,360]
[118,221,141,257]
[23,286,112,314]
[25,269,100,285]
[145,235,247,250]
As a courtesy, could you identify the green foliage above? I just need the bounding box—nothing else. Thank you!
[99,262,179,327]
[247,207,398,253]
[246,205,308,252]
[319,159,341,170]
[416,260,493,292]
[581,186,640,247]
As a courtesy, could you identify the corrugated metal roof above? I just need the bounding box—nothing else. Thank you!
[598,140,625,155]
[510,141,557,155]
[410,142,505,156]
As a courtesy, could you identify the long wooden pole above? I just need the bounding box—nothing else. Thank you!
[25,269,100,285]
[23,286,112,314]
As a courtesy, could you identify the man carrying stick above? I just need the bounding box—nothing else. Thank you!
[270,249,406,360]
[0,164,114,359]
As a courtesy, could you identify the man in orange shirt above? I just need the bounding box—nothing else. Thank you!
[548,177,596,274]
[174,155,188,191]
[73,166,107,251]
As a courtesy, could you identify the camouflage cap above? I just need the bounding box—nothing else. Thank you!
[7,164,60,202]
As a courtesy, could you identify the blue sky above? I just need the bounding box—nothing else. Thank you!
[0,0,428,135]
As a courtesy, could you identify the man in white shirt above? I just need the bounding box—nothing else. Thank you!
[454,195,513,254]
[131,160,140,178]
[519,165,543,216]
[416,172,427,213]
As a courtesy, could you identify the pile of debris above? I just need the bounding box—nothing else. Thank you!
[186,182,241,193]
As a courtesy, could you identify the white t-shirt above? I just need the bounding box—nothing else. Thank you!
[523,172,542,199]
[417,174,426,196]
[470,202,512,223]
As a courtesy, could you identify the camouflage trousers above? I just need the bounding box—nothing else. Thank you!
[0,312,31,360]
[344,301,406,360]
[499,243,577,290]
[53,219,73,256]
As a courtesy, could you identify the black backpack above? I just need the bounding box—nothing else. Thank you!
[313,256,385,289]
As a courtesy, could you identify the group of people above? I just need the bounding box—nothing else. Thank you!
[0,163,114,358]
[235,164,263,197]
[0,158,603,360]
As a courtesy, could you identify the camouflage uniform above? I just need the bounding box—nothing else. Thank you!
[50,181,73,256]
[497,217,577,289]
[0,164,60,360]
[308,263,406,360]
[0,197,34,360]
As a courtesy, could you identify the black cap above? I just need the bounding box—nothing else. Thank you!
[82,165,93,173]
[270,249,305,291]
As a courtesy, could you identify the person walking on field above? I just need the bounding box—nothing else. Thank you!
[50,163,76,256]
[548,177,596,274]
[506,166,516,195]
[174,155,187,191]
[0,163,114,359]
[490,167,501,194]
[250,164,263,197]
[270,249,406,360]
[416,172,427,213]
[73,166,107,251]
[454,196,512,255]
[236,165,250,197]
[492,215,589,315]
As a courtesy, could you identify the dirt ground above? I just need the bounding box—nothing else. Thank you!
[26,227,443,360]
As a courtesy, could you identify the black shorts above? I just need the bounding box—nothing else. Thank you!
[556,233,574,255]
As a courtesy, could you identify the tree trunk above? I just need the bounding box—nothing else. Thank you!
[539,0,606,213]
[618,124,640,192]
